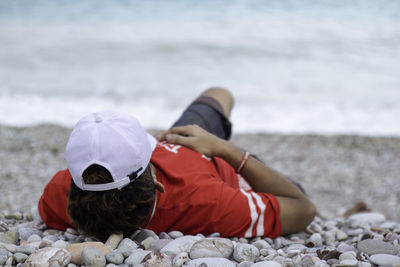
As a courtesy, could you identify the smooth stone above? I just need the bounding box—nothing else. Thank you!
[160,236,202,258]
[172,252,189,267]
[16,244,36,254]
[159,232,170,239]
[369,254,400,265]
[168,231,184,239]
[0,230,19,244]
[252,240,272,250]
[309,233,323,247]
[0,255,7,265]
[339,251,357,261]
[347,228,364,236]
[24,247,71,267]
[347,212,386,227]
[189,238,233,259]
[131,229,159,243]
[105,233,123,250]
[339,259,358,266]
[106,251,124,265]
[82,246,106,266]
[19,227,42,241]
[53,240,68,249]
[357,262,371,267]
[336,230,348,241]
[27,234,42,242]
[5,212,23,220]
[141,251,171,266]
[14,252,28,263]
[233,243,260,263]
[67,264,77,267]
[0,242,17,253]
[186,257,235,267]
[64,232,77,241]
[141,236,156,250]
[323,231,336,246]
[252,261,282,267]
[237,261,254,267]
[66,228,79,235]
[357,239,398,255]
[337,243,357,253]
[207,232,221,238]
[124,249,151,265]
[43,235,60,243]
[66,242,110,265]
[149,239,173,253]
[117,238,138,257]
[300,255,314,266]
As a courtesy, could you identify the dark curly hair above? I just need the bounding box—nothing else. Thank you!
[67,164,155,242]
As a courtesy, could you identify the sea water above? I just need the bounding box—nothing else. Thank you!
[0,0,399,136]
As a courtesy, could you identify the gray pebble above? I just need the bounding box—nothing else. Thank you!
[190,238,233,259]
[105,251,124,265]
[207,232,220,238]
[131,229,159,243]
[0,254,8,265]
[124,249,151,265]
[337,242,356,253]
[81,246,106,266]
[19,227,42,241]
[141,236,156,250]
[52,240,67,249]
[252,240,272,250]
[369,253,400,265]
[27,234,42,242]
[357,239,398,255]
[252,261,282,267]
[14,252,28,263]
[117,238,138,257]
[168,231,184,239]
[237,260,255,267]
[233,243,260,263]
[64,232,77,241]
[159,232,170,239]
[172,252,189,267]
[16,244,36,255]
[148,238,173,253]
[0,230,19,244]
[43,234,59,242]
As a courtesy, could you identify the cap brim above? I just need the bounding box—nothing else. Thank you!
[147,133,157,152]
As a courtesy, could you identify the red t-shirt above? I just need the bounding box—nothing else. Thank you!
[38,142,281,238]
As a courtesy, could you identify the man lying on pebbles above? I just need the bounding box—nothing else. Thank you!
[1,88,400,266]
[38,87,315,242]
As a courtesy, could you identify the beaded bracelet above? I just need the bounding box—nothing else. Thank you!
[236,151,250,173]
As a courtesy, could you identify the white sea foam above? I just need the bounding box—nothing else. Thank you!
[0,0,399,136]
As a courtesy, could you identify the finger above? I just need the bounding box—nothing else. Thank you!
[169,125,195,136]
[166,133,193,147]
[155,130,169,141]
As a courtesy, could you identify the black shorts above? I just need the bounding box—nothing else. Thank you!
[172,96,232,140]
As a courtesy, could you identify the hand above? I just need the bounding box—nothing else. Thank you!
[156,125,225,157]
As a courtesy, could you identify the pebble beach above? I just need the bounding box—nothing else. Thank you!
[1,124,400,266]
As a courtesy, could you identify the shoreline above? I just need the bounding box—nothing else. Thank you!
[0,124,399,222]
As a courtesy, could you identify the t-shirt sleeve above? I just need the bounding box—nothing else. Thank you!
[213,182,282,238]
[38,169,73,230]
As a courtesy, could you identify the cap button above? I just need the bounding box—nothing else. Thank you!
[94,113,103,123]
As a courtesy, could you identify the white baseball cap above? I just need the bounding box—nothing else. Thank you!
[65,110,157,191]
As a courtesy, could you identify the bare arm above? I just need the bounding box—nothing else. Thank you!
[157,125,316,234]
